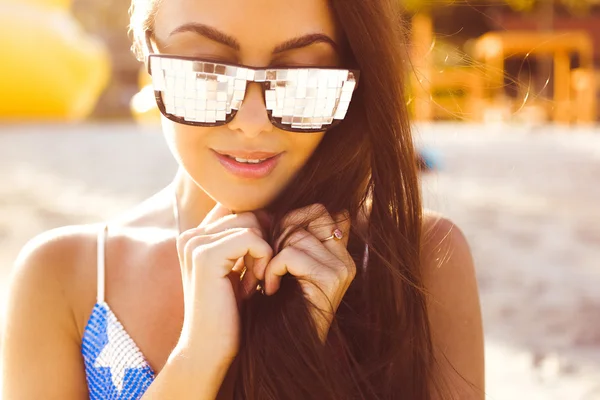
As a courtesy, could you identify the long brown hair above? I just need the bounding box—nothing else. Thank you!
[131,1,450,398]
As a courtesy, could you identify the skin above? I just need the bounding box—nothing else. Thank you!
[1,0,484,398]
[152,0,344,219]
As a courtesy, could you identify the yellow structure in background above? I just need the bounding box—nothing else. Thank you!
[472,30,596,124]
[410,12,486,122]
[410,17,596,124]
[0,1,110,120]
[18,0,71,9]
[410,13,434,122]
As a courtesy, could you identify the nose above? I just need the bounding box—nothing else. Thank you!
[227,82,274,138]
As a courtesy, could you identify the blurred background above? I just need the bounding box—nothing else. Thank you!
[1,0,599,398]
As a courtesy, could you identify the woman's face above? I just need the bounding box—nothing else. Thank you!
[152,0,342,212]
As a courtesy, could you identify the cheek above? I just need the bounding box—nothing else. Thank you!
[162,120,326,209]
[164,120,325,175]
[287,133,325,167]
[162,120,211,164]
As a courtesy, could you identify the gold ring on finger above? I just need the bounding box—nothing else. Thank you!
[320,228,343,242]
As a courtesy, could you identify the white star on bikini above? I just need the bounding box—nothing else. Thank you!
[94,308,148,394]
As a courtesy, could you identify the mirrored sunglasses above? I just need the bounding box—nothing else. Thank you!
[146,54,360,133]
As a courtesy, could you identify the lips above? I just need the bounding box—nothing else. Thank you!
[212,149,283,179]
[213,149,280,160]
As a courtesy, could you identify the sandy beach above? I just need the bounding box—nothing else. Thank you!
[1,122,599,399]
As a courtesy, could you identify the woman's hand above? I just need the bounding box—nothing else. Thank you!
[174,204,273,365]
[260,204,357,343]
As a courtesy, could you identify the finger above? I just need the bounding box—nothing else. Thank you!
[304,211,350,262]
[303,209,345,242]
[176,227,220,268]
[279,204,349,247]
[289,229,355,279]
[275,203,331,253]
[279,228,323,253]
[225,270,244,309]
[227,259,248,306]
[192,229,273,279]
[232,257,246,274]
[175,204,233,255]
[180,227,263,270]
[202,212,265,237]
[240,261,259,299]
[332,211,351,248]
[264,246,325,295]
[280,203,329,229]
[233,255,260,299]
[182,229,240,275]
[176,227,201,265]
[282,228,350,272]
[199,203,232,228]
[273,224,296,254]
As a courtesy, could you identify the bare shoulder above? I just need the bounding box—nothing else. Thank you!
[420,211,485,399]
[421,211,473,274]
[15,224,100,269]
[13,224,101,283]
[9,224,101,333]
[2,224,103,399]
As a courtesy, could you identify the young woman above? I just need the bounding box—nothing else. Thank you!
[1,0,484,398]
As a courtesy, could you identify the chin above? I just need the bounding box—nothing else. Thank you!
[213,190,278,213]
[201,172,292,212]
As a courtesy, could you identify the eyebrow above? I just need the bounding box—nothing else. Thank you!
[168,23,338,54]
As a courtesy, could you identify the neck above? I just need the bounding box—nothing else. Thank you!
[172,167,217,232]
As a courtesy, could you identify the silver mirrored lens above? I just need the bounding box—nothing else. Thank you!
[263,68,357,130]
[150,57,250,124]
[149,56,358,131]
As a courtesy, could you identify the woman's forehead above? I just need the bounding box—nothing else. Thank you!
[153,0,340,52]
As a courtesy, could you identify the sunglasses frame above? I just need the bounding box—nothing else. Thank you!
[143,32,360,133]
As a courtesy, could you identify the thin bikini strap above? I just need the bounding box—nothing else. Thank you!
[96,224,107,303]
